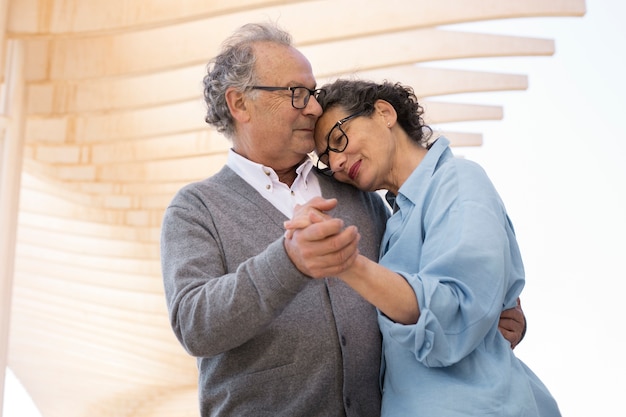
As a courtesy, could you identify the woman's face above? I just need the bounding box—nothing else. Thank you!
[314,106,394,192]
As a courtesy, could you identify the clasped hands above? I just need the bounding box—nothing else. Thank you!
[283,197,361,279]
[283,197,526,342]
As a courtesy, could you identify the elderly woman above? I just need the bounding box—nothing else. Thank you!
[285,79,560,417]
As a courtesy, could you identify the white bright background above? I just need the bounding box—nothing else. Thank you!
[435,2,626,417]
[4,1,625,416]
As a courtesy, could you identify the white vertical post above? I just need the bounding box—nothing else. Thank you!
[0,39,26,417]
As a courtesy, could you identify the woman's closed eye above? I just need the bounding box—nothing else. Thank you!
[329,132,346,150]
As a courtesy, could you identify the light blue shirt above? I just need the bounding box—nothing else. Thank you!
[378,137,560,416]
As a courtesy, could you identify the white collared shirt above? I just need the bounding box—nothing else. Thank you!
[227,149,322,218]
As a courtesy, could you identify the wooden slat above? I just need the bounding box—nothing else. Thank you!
[8,0,312,34]
[305,29,555,78]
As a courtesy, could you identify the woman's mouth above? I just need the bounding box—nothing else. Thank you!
[348,160,361,180]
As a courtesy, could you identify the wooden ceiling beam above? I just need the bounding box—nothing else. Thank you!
[15,0,585,81]
[320,66,528,98]
[26,29,553,81]
[21,171,186,197]
[8,0,311,34]
[24,96,503,148]
[19,182,167,226]
[28,66,526,115]
[304,29,555,78]
[8,0,586,39]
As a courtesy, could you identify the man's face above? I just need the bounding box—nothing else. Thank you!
[234,42,323,172]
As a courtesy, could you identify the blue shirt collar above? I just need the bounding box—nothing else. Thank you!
[395,136,451,210]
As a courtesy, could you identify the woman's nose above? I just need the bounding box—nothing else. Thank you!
[329,152,346,173]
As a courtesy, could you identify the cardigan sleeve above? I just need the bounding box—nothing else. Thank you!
[160,181,310,357]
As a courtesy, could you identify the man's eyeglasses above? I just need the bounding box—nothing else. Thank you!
[316,110,366,177]
[250,86,325,109]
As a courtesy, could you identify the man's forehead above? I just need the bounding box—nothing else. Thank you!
[253,42,295,67]
[253,42,314,83]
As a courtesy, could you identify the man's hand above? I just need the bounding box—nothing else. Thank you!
[284,197,337,239]
[284,197,360,278]
[498,298,526,349]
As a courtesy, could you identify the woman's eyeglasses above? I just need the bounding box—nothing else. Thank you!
[315,110,366,176]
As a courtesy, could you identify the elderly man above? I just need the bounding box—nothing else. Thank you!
[160,22,525,417]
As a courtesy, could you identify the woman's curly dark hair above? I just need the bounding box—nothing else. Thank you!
[317,79,432,146]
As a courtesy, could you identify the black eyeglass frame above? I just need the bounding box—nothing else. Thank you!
[315,110,367,176]
[250,86,325,109]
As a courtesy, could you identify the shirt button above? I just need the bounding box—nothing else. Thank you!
[341,336,347,346]
[345,397,351,408]
[266,185,271,190]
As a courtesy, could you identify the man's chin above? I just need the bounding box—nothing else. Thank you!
[298,137,316,154]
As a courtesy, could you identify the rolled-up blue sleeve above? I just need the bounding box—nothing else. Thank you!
[379,158,523,367]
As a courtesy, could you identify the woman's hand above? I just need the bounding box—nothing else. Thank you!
[283,197,360,278]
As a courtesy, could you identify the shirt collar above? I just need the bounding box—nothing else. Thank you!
[396,137,451,208]
[226,148,315,190]
[294,156,315,189]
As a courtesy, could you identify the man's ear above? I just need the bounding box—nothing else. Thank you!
[225,87,250,123]
[374,99,397,128]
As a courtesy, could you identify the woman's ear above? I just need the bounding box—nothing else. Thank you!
[374,99,397,128]
[225,87,250,123]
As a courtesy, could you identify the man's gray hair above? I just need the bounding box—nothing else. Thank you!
[203,22,293,139]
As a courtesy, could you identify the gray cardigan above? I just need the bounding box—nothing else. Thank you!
[161,166,389,417]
